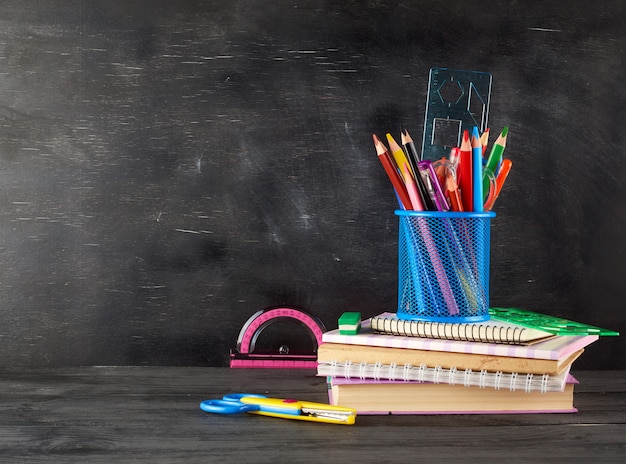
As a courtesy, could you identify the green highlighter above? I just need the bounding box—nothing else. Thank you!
[338,312,362,335]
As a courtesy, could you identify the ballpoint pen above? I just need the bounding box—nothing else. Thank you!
[417,160,449,212]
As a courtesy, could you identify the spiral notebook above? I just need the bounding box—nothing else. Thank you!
[317,342,584,375]
[318,360,572,393]
[371,312,554,345]
[322,319,598,361]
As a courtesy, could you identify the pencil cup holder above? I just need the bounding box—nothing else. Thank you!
[395,210,495,323]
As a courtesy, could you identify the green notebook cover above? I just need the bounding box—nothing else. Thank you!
[489,307,619,336]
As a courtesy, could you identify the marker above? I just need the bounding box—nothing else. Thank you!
[471,126,483,212]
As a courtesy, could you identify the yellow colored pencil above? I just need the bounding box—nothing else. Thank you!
[386,133,414,182]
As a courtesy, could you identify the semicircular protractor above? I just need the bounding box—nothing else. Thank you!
[230,306,326,368]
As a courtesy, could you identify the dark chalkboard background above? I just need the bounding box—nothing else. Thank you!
[1,0,624,368]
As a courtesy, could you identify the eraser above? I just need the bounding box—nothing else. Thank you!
[338,312,361,335]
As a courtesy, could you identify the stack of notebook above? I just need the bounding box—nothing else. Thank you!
[317,308,614,415]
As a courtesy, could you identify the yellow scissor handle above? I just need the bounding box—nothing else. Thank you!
[239,396,356,425]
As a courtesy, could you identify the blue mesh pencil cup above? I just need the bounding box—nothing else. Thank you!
[395,210,495,323]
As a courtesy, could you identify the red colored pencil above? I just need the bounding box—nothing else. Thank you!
[457,130,473,212]
[373,134,413,210]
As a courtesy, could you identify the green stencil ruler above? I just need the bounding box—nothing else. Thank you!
[421,68,492,161]
[489,307,619,336]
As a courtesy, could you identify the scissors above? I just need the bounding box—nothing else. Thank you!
[200,393,356,425]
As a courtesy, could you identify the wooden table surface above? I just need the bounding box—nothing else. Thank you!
[1,368,625,463]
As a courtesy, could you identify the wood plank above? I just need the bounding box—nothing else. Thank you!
[1,368,625,462]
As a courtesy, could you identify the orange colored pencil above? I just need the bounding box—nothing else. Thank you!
[445,174,464,212]
[434,157,447,186]
[480,128,490,156]
[484,159,512,211]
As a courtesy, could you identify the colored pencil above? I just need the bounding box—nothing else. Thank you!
[373,134,413,210]
[401,164,424,211]
[448,147,461,173]
[400,128,431,209]
[480,128,490,156]
[400,128,421,167]
[457,130,473,212]
[445,174,464,212]
[386,133,414,182]
[471,126,483,212]
[434,157,448,186]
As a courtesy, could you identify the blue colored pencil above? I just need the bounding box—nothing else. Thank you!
[471,127,483,212]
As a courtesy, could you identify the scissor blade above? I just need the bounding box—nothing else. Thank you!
[300,407,356,423]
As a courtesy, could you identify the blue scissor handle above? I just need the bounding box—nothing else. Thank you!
[200,399,257,414]
[200,393,267,414]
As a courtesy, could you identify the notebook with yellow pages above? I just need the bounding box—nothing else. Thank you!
[317,342,584,375]
[327,375,579,415]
